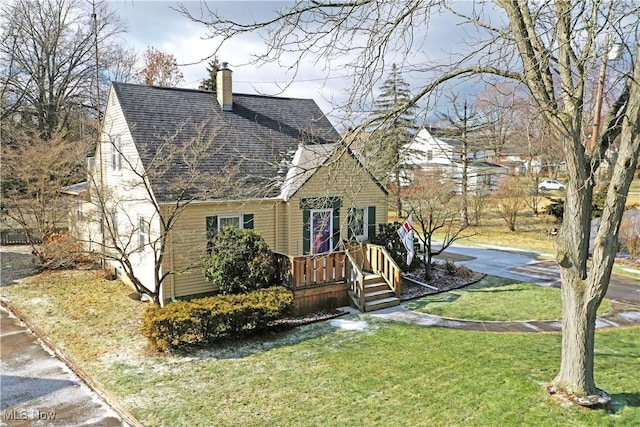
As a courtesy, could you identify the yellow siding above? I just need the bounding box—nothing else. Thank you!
[287,149,388,256]
[160,147,387,301]
[161,199,283,299]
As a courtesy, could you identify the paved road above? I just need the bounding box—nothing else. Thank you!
[440,244,640,305]
[0,307,126,427]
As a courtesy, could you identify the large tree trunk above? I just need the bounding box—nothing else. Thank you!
[550,44,640,403]
[552,273,600,398]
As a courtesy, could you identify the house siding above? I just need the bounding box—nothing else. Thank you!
[160,150,387,301]
[72,88,159,293]
[286,149,388,256]
[161,199,283,300]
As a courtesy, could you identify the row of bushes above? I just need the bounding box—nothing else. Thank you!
[142,286,294,352]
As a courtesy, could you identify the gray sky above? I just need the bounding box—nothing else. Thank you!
[111,1,350,116]
[109,1,484,127]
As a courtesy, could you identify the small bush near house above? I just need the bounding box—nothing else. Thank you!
[39,230,96,270]
[142,286,294,352]
[204,227,277,294]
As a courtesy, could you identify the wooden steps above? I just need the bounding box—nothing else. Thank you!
[351,273,400,312]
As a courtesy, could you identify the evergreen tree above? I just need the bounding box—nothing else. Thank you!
[199,58,220,92]
[367,63,417,217]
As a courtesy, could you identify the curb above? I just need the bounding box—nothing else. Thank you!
[0,299,144,427]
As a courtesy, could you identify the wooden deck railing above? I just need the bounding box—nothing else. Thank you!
[365,244,402,297]
[344,250,365,310]
[274,243,401,312]
[274,251,347,290]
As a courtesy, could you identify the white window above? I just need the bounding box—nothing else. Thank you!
[350,207,368,241]
[110,137,122,171]
[111,211,118,244]
[75,200,83,221]
[218,215,242,230]
[206,214,253,253]
[137,216,147,252]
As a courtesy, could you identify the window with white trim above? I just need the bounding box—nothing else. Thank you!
[137,215,147,252]
[75,200,83,222]
[219,215,242,230]
[111,211,118,244]
[347,206,376,242]
[350,207,367,241]
[110,137,122,171]
[205,214,254,252]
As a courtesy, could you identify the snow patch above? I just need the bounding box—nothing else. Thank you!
[329,319,368,331]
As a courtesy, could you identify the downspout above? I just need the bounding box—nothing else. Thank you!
[275,201,279,252]
[170,228,176,302]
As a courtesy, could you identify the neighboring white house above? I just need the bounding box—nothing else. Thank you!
[406,127,508,193]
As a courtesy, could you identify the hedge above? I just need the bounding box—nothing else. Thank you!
[142,286,294,352]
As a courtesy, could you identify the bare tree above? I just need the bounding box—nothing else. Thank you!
[403,170,469,280]
[1,130,86,262]
[84,123,235,304]
[475,83,530,159]
[492,176,528,232]
[135,47,184,87]
[433,97,485,229]
[178,0,640,404]
[0,0,125,138]
[104,44,139,84]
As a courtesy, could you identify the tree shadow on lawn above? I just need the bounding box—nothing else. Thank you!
[462,277,523,293]
[404,292,460,311]
[178,314,377,361]
[608,392,640,414]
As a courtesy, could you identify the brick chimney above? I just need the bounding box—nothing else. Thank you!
[216,62,233,111]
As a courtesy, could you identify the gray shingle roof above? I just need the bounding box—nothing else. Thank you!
[110,83,339,202]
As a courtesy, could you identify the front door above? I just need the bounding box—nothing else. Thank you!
[311,209,332,254]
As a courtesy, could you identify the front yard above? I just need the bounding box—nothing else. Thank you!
[2,270,639,426]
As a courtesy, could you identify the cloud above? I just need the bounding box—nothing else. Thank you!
[109,1,501,128]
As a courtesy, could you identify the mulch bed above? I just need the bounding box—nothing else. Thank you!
[276,266,485,327]
[401,266,485,301]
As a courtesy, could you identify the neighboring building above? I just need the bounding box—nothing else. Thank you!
[67,64,393,310]
[406,127,508,193]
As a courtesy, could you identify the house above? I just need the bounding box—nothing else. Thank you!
[68,64,400,313]
[406,127,508,193]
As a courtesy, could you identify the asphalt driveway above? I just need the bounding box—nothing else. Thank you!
[441,244,640,305]
[0,307,125,427]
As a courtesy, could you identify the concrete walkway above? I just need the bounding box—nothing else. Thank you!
[361,300,640,332]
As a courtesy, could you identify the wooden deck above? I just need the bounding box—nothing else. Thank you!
[274,244,402,314]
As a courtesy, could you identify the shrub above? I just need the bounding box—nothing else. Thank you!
[203,227,277,294]
[544,185,609,224]
[443,259,457,276]
[455,265,474,279]
[142,286,294,352]
[39,230,96,270]
[544,198,564,223]
[369,222,416,271]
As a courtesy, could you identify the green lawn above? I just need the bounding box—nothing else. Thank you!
[1,270,639,426]
[404,275,612,321]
